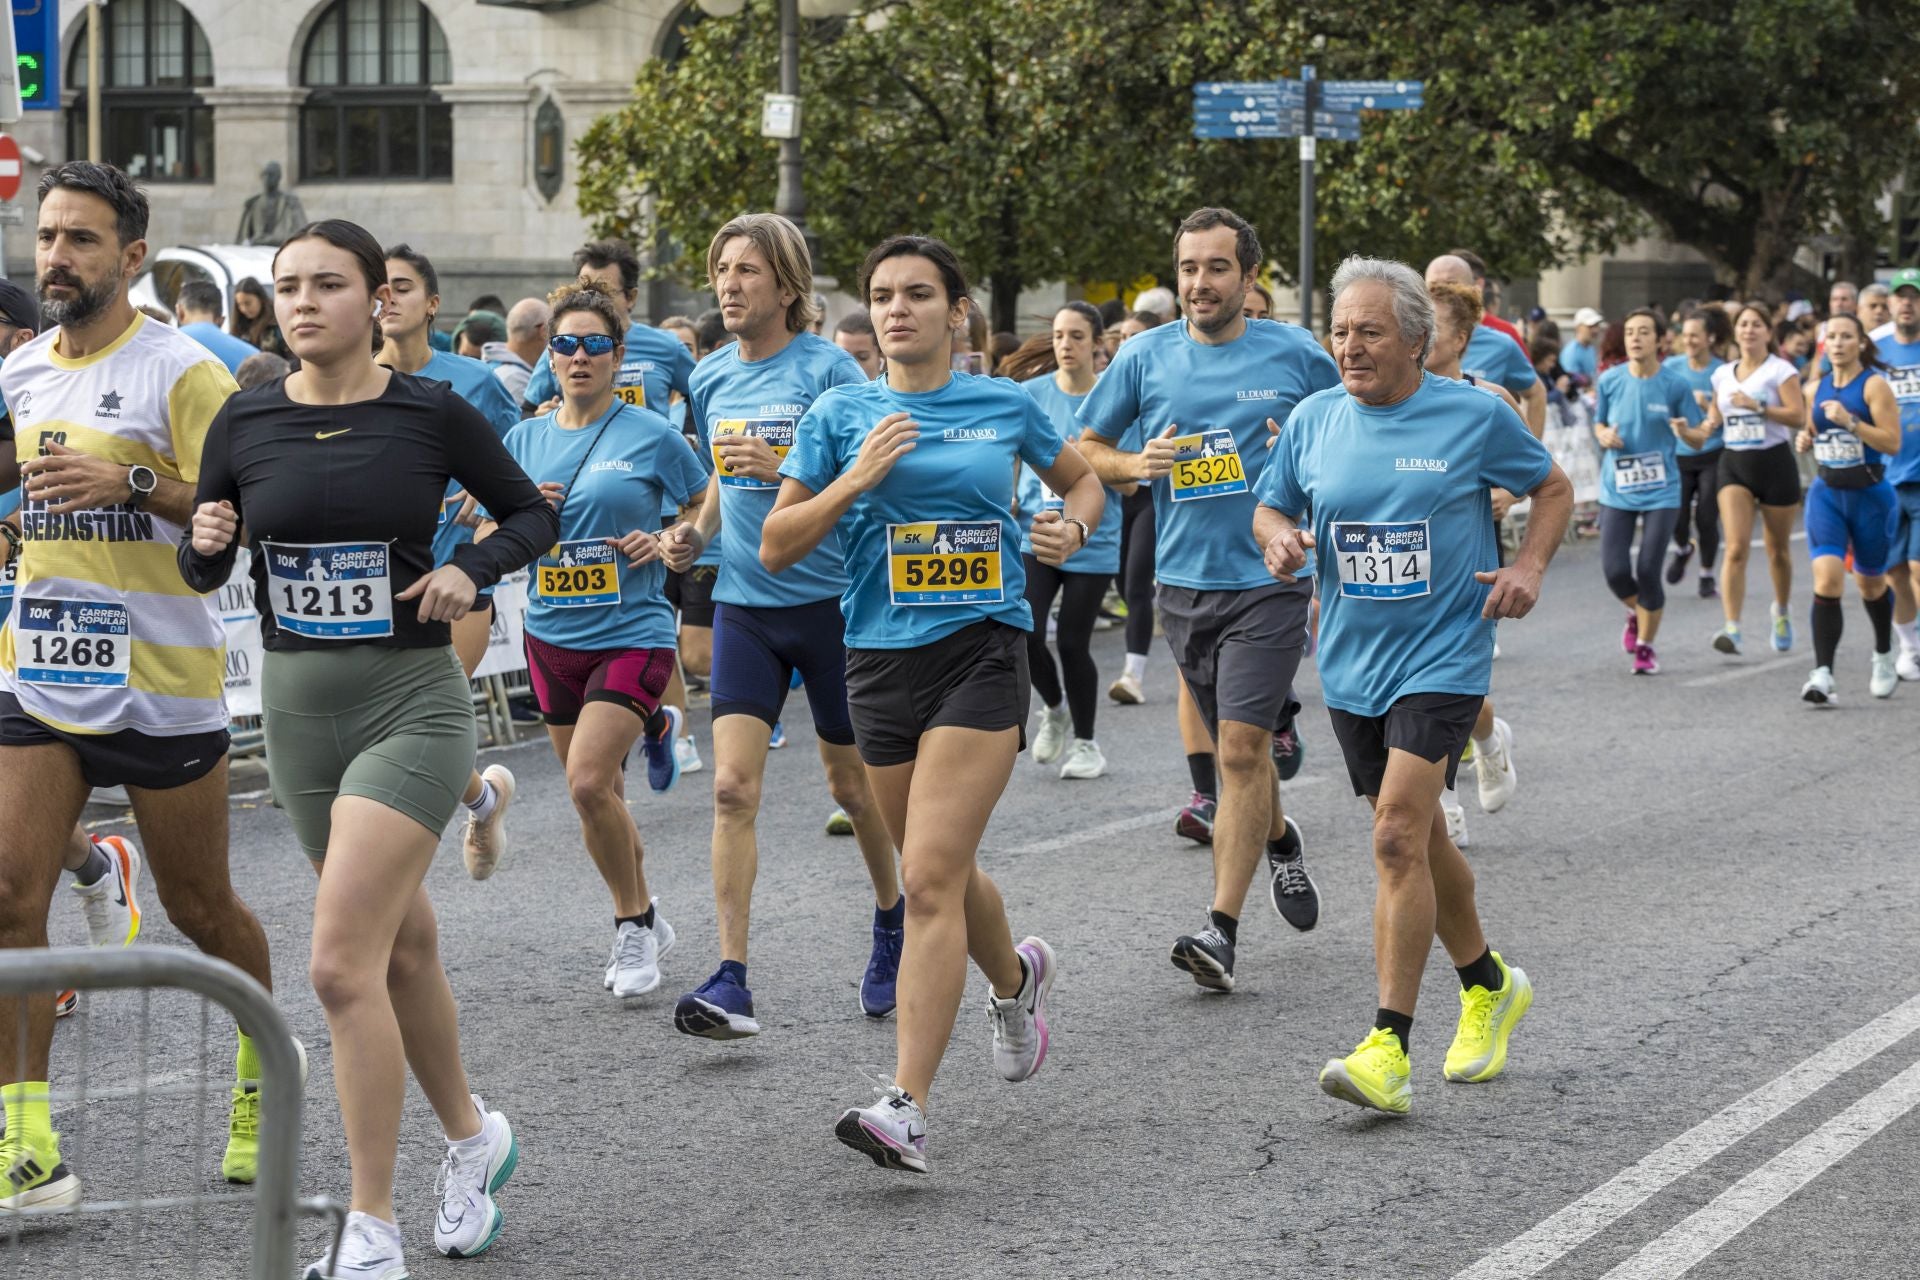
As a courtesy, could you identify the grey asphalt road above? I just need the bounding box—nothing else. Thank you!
[6,536,1920,1280]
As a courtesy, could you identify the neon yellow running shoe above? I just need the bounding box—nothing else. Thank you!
[825,808,854,836]
[223,1036,307,1184]
[0,1131,79,1213]
[1318,1027,1411,1115]
[1444,952,1533,1083]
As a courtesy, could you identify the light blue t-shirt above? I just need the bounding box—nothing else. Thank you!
[1562,339,1597,382]
[1594,363,1702,511]
[523,320,696,415]
[780,372,1062,649]
[689,331,868,608]
[1662,354,1725,456]
[1016,374,1120,576]
[1877,330,1920,487]
[1078,318,1339,590]
[179,322,260,375]
[1255,372,1553,718]
[1462,325,1540,398]
[503,403,707,651]
[414,350,524,572]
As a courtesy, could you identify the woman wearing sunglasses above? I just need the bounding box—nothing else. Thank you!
[495,285,709,999]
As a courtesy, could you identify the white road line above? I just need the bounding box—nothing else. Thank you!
[994,776,1327,856]
[1680,656,1803,688]
[1451,991,1920,1280]
[1598,1058,1920,1280]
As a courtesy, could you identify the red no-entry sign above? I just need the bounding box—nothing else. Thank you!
[0,136,22,203]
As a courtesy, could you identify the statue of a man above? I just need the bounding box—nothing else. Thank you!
[235,162,307,246]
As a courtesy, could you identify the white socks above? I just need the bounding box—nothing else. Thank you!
[464,778,498,822]
[1123,652,1147,680]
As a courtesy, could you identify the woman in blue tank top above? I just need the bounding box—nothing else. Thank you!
[1797,313,1903,705]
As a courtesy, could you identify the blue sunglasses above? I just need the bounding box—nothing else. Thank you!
[550,334,618,357]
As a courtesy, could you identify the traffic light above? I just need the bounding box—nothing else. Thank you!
[1897,189,1920,266]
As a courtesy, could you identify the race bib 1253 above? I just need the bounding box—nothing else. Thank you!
[1331,521,1432,600]
[263,541,394,639]
[1613,451,1669,493]
[887,521,1004,606]
[17,597,131,686]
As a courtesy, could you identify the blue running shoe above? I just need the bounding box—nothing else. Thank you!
[644,705,684,793]
[789,667,804,690]
[861,915,904,1018]
[674,966,760,1040]
[1771,604,1794,653]
[768,721,788,750]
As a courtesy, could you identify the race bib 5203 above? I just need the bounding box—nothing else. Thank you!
[535,539,621,608]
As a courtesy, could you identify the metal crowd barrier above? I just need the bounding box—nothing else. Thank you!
[0,947,333,1279]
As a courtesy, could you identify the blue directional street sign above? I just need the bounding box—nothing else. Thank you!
[1193,121,1294,140]
[1194,80,1306,105]
[1319,79,1424,111]
[1312,121,1362,141]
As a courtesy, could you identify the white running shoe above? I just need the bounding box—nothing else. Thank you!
[987,937,1055,1083]
[1031,706,1069,765]
[675,735,704,775]
[1801,666,1837,707]
[1473,718,1517,814]
[303,1211,408,1280]
[72,835,142,948]
[1898,648,1920,682]
[610,910,675,997]
[604,898,675,990]
[1870,651,1898,699]
[1107,672,1145,705]
[1442,789,1469,849]
[434,1095,517,1259]
[835,1081,928,1174]
[1058,738,1107,780]
[462,765,515,881]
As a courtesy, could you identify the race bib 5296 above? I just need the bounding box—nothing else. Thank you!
[887,521,1003,606]
[1331,521,1431,600]
[1169,429,1248,502]
[17,597,131,686]
[263,541,394,639]
[535,539,621,608]
[712,418,795,491]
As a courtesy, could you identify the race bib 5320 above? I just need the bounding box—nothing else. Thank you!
[535,539,621,608]
[263,541,394,639]
[712,418,795,491]
[1330,521,1431,600]
[1169,429,1248,502]
[888,521,1003,606]
[17,598,131,686]
[1614,452,1669,493]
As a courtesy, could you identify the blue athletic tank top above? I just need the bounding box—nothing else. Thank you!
[1811,369,1889,485]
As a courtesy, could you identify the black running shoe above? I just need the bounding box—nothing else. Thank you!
[1170,926,1235,991]
[1664,541,1695,586]
[1272,721,1305,781]
[1266,816,1319,931]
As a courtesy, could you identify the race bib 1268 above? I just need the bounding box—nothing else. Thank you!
[1169,429,1248,502]
[17,597,131,686]
[263,541,394,639]
[535,539,621,608]
[712,418,795,491]
[887,521,1004,606]
[1331,521,1432,600]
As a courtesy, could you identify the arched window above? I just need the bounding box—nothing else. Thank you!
[66,0,215,182]
[299,0,452,181]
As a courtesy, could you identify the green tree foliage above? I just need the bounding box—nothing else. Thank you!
[577,0,1917,324]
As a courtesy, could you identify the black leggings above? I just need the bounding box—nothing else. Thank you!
[1118,488,1156,654]
[1600,504,1680,613]
[1676,453,1721,571]
[1022,554,1110,741]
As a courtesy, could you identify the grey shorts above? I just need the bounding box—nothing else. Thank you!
[262,645,477,859]
[1157,581,1310,734]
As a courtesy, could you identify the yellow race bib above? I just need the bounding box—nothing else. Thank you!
[711,418,795,491]
[1169,429,1249,502]
[535,539,621,608]
[887,521,1003,606]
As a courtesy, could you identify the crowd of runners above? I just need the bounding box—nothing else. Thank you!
[0,160,1911,1280]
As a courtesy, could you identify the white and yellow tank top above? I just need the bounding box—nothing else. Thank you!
[0,313,237,736]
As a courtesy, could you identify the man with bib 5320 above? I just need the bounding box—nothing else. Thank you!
[1077,206,1341,995]
[0,162,283,1213]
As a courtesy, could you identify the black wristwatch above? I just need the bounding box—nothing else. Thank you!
[126,465,157,508]
[0,522,19,565]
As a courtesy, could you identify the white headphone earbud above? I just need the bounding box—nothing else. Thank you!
[371,300,384,319]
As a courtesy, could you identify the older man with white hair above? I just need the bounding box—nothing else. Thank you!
[1253,255,1573,1117]
[487,297,550,405]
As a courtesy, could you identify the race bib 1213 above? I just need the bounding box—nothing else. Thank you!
[263,541,394,639]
